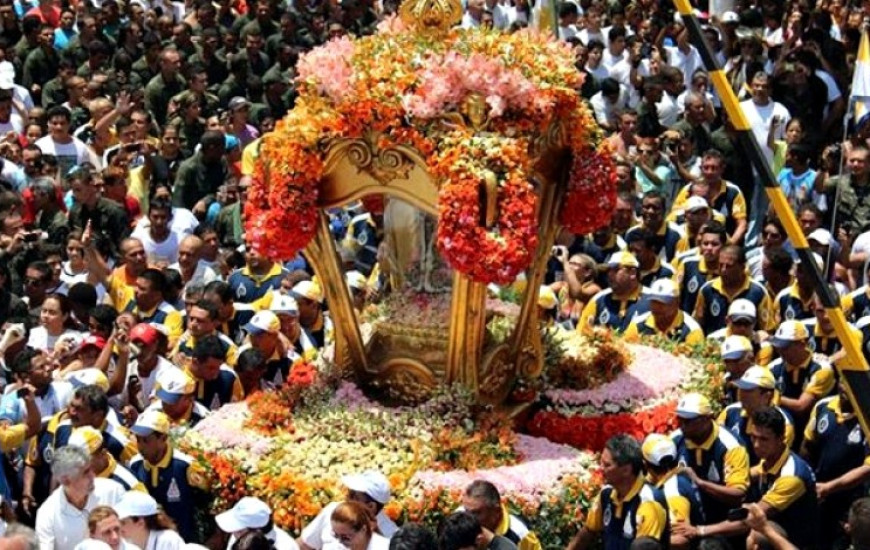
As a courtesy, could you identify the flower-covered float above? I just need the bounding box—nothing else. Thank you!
[179,334,724,548]
[184,0,726,546]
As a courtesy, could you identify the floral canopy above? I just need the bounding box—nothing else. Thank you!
[245,2,616,286]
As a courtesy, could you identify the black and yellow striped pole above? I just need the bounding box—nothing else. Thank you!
[669,0,870,438]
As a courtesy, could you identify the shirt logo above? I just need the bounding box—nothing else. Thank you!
[167,478,181,502]
[785,305,796,320]
[599,308,610,326]
[236,285,246,299]
[707,462,720,483]
[623,515,634,538]
[210,393,221,410]
[603,504,612,527]
[849,424,863,444]
[817,415,830,435]
[711,300,721,317]
[688,277,699,294]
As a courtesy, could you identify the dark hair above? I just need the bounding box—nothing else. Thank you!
[204,280,233,304]
[389,524,438,550]
[45,105,72,123]
[752,407,785,438]
[721,244,746,265]
[138,269,168,296]
[608,26,627,42]
[149,196,173,217]
[600,77,620,96]
[231,531,274,550]
[236,348,265,373]
[26,261,52,283]
[587,39,605,52]
[625,229,657,249]
[699,221,727,244]
[74,384,109,415]
[797,202,823,220]
[558,1,578,18]
[630,538,663,550]
[604,434,643,474]
[464,480,501,508]
[192,334,226,360]
[641,189,666,207]
[12,347,41,375]
[67,283,98,311]
[192,299,219,320]
[438,513,481,550]
[89,304,117,334]
[849,497,870,550]
[765,247,794,275]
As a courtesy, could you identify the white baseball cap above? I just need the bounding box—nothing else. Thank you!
[66,368,110,392]
[721,335,753,360]
[292,280,324,303]
[341,470,391,504]
[648,278,679,303]
[727,299,756,322]
[685,196,710,212]
[270,294,299,316]
[114,490,159,519]
[808,229,832,247]
[642,433,677,466]
[243,311,280,335]
[215,497,272,533]
[722,10,739,24]
[734,366,776,391]
[346,271,367,291]
[770,320,810,348]
[155,368,196,404]
[676,393,712,419]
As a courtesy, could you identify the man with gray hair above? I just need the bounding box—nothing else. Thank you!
[1,523,39,550]
[30,177,68,246]
[461,480,541,550]
[35,445,124,550]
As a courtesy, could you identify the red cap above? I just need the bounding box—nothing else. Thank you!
[78,335,106,352]
[129,323,158,347]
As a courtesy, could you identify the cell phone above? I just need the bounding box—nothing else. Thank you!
[16,387,30,398]
[123,142,142,154]
[22,232,39,243]
[727,507,749,521]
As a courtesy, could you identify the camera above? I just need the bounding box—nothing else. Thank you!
[16,387,30,398]
[727,507,749,521]
[22,232,39,243]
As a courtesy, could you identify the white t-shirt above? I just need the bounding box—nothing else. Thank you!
[300,502,398,550]
[0,113,24,135]
[35,135,97,178]
[130,228,180,267]
[134,208,199,238]
[26,327,82,353]
[144,529,185,550]
[35,479,125,550]
[739,99,790,165]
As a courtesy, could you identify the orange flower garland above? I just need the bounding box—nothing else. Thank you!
[432,134,538,284]
[245,26,616,284]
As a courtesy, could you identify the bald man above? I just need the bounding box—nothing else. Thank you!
[167,235,219,286]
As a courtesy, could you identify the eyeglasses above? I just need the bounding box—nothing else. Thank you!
[24,278,44,286]
[334,530,359,545]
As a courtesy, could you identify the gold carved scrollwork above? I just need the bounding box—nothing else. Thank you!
[477,345,516,405]
[342,132,415,186]
[368,358,437,405]
[398,0,462,35]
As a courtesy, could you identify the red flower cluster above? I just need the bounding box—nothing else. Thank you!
[525,401,679,452]
[244,129,323,260]
[432,135,539,285]
[560,143,618,235]
[288,361,318,388]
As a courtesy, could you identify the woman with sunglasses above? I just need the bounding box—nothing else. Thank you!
[330,502,389,550]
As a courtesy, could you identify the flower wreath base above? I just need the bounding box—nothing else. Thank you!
[433,136,539,285]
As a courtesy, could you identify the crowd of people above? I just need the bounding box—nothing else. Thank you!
[0,0,867,547]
